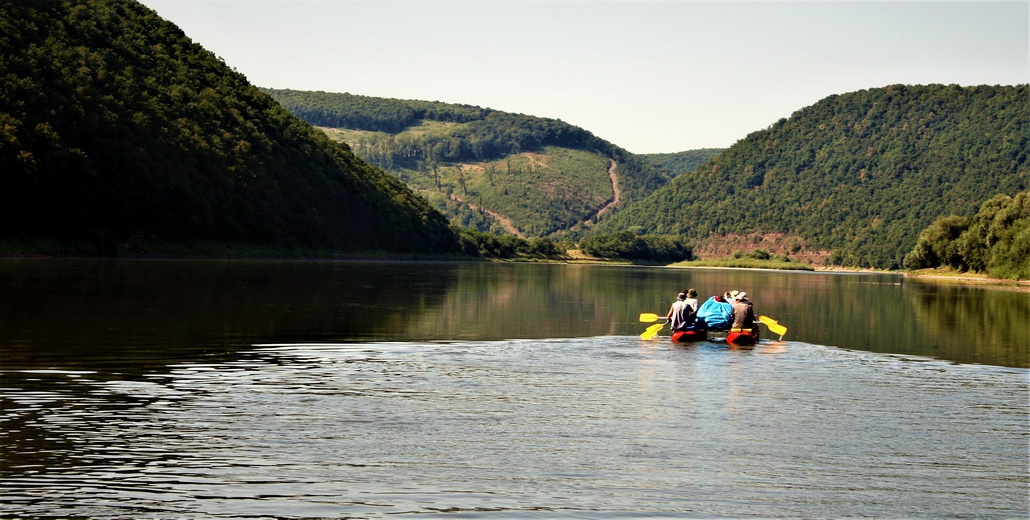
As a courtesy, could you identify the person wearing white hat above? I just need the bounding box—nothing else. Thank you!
[730,290,757,330]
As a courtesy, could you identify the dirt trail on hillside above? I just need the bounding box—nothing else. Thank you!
[452,195,525,238]
[579,160,620,226]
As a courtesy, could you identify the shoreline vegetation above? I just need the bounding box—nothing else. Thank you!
[669,258,813,271]
[903,267,1030,291]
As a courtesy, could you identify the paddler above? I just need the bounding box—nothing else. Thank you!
[666,288,699,331]
[729,291,757,330]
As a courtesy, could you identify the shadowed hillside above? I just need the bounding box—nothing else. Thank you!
[0,0,458,256]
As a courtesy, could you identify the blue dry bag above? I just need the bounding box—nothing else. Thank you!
[696,296,733,330]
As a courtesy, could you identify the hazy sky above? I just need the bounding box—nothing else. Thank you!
[137,0,1028,154]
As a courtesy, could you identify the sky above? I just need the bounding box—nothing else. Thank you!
[136,0,1028,154]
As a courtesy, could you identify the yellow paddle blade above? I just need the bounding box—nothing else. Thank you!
[640,323,664,340]
[639,312,663,323]
[758,315,787,337]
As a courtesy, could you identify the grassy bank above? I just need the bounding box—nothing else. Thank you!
[904,267,1030,291]
[670,258,815,271]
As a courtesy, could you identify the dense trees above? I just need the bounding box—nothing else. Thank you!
[262,89,489,134]
[458,229,563,259]
[580,232,694,263]
[904,192,1029,279]
[264,88,610,165]
[0,0,459,255]
[598,84,1028,269]
[641,149,725,175]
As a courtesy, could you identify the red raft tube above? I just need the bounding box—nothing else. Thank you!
[725,327,760,346]
[670,327,708,343]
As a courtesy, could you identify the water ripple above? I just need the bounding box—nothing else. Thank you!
[2,338,1027,518]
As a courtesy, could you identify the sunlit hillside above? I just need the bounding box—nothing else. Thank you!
[597,84,1028,269]
[265,88,685,238]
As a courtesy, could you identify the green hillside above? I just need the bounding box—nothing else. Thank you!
[0,0,458,256]
[640,149,725,176]
[264,89,674,237]
[598,84,1028,269]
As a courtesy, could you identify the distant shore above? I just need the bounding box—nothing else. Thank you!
[903,268,1030,292]
[3,247,1027,291]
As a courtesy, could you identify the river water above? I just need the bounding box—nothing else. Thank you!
[1,259,1027,518]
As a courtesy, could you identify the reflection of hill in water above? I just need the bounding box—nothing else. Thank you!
[0,260,461,372]
[3,261,1025,372]
[906,280,1029,368]
[403,263,641,340]
[727,273,936,352]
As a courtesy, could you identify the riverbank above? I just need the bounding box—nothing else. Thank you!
[903,267,1030,292]
[5,243,1028,292]
[670,258,814,271]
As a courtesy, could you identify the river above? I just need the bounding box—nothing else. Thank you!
[1,259,1027,518]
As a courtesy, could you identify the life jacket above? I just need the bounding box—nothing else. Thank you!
[696,296,733,330]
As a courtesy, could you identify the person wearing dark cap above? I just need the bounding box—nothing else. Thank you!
[666,288,699,331]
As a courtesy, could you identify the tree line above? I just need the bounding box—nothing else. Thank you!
[265,88,613,165]
[904,191,1029,279]
[261,89,489,133]
[580,231,694,263]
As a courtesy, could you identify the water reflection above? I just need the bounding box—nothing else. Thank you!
[5,340,1025,518]
[0,259,1025,368]
[0,259,460,369]
[906,280,1030,367]
[2,256,1028,519]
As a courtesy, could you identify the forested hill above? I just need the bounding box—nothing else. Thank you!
[639,149,725,177]
[0,0,458,255]
[264,88,673,237]
[597,84,1028,269]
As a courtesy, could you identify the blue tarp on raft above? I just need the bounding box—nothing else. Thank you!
[696,296,733,330]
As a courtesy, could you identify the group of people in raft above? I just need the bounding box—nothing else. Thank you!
[665,288,758,343]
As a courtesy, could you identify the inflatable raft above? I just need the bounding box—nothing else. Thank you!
[725,327,760,346]
[670,327,707,343]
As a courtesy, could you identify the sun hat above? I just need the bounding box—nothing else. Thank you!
[737,291,748,301]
